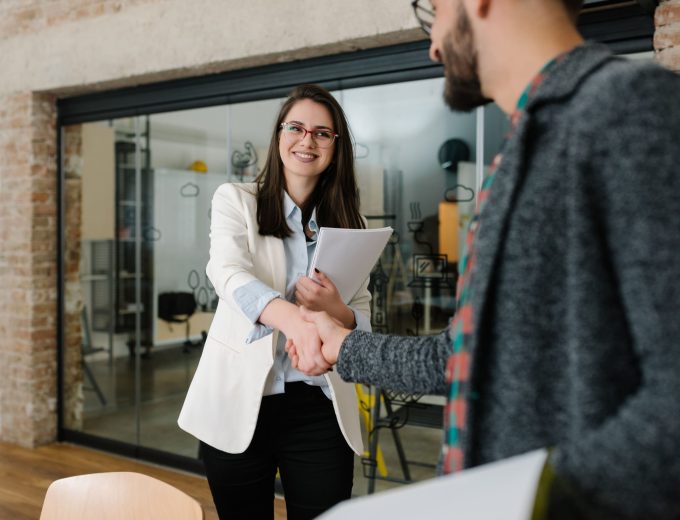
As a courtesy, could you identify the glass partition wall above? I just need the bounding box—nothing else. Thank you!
[60,78,508,492]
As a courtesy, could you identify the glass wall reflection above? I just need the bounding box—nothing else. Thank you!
[62,79,507,486]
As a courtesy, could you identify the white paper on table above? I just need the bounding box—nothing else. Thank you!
[308,226,393,303]
[319,448,548,520]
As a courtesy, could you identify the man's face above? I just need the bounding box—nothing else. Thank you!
[429,0,491,111]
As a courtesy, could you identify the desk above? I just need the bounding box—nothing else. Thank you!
[155,311,214,346]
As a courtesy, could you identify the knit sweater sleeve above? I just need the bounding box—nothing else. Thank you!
[335,329,450,395]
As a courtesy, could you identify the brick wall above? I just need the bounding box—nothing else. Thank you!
[656,0,680,70]
[0,93,58,447]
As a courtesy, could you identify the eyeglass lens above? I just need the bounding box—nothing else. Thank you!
[280,123,336,148]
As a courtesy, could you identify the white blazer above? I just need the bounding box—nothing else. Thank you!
[178,182,371,455]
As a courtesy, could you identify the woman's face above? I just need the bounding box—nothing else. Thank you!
[278,98,335,186]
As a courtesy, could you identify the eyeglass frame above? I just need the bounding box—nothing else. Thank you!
[279,122,340,148]
[411,0,434,35]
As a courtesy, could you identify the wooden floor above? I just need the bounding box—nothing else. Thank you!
[0,441,287,519]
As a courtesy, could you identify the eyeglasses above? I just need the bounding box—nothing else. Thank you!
[279,122,338,148]
[411,0,434,35]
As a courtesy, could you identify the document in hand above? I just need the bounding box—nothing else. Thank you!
[308,226,393,304]
[318,448,548,520]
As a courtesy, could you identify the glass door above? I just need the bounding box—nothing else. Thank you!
[60,80,508,486]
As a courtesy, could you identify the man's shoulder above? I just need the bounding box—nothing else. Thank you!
[562,54,680,131]
[577,55,680,110]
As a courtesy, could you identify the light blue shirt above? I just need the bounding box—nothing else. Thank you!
[232,191,371,398]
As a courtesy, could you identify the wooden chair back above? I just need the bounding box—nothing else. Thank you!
[39,471,203,520]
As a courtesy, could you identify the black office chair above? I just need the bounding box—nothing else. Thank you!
[158,292,206,352]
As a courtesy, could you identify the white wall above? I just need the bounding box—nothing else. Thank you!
[1,0,423,97]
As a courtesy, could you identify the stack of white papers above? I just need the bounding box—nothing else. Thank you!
[319,448,548,520]
[308,226,393,303]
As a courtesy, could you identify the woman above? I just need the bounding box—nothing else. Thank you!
[178,84,371,520]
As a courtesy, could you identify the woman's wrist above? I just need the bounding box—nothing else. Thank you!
[259,298,300,336]
[336,304,356,330]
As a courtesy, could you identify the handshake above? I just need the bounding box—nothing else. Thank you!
[284,306,352,377]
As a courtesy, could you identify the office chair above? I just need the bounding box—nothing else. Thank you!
[157,291,206,352]
[39,471,203,520]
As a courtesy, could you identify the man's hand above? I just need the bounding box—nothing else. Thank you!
[258,298,331,376]
[286,306,351,372]
[287,319,332,376]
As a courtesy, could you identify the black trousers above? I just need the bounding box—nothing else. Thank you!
[201,382,354,520]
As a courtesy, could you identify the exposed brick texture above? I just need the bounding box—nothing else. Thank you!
[656,0,680,71]
[0,0,160,41]
[0,92,58,447]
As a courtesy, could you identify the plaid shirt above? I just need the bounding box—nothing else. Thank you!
[442,54,568,474]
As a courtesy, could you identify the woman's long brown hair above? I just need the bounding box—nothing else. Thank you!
[256,84,365,238]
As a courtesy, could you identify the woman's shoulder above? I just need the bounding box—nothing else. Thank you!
[214,182,258,202]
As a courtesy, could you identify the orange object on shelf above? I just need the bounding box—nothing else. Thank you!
[188,160,208,173]
[438,200,459,263]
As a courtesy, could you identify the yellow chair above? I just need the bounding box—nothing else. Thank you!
[356,384,388,478]
[40,471,203,520]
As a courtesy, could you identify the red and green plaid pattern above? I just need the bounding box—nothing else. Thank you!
[442,54,567,474]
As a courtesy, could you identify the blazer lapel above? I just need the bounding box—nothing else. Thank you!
[268,236,286,295]
[266,234,286,353]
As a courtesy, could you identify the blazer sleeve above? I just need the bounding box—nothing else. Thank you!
[347,275,371,332]
[206,183,269,307]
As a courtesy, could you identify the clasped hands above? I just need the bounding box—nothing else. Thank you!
[285,271,353,376]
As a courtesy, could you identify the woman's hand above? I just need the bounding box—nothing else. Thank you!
[286,318,332,376]
[258,298,331,375]
[295,270,356,329]
[286,307,351,372]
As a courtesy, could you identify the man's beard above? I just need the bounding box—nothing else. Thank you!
[442,5,491,112]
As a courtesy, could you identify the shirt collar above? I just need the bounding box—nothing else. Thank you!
[510,46,576,128]
[282,191,318,234]
[283,190,298,219]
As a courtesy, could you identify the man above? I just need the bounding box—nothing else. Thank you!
[288,0,680,518]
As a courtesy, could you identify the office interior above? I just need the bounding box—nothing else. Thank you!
[63,76,509,496]
[45,3,657,513]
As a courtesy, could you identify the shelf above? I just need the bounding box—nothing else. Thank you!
[113,125,154,337]
[80,274,110,282]
[117,163,152,170]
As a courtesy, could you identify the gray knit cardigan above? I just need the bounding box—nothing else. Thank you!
[338,44,680,519]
